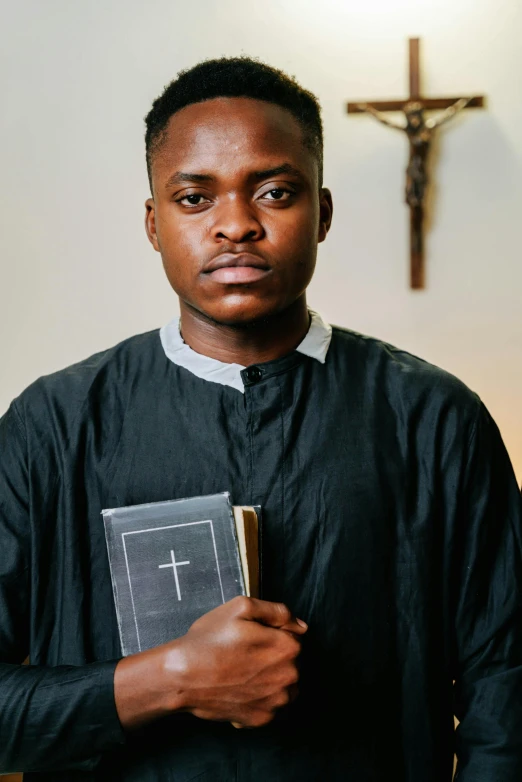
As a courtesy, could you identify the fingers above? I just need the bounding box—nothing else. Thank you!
[230,684,299,729]
[232,596,308,635]
[279,620,308,636]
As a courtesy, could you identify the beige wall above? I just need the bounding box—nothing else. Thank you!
[1,0,521,480]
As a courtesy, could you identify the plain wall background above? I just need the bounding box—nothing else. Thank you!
[1,0,521,479]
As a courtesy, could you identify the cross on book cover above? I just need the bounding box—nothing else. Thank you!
[102,492,259,656]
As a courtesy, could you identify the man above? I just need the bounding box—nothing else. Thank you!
[0,57,521,781]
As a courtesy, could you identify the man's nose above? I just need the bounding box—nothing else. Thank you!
[211,198,264,244]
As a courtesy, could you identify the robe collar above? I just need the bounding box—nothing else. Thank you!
[159,310,332,394]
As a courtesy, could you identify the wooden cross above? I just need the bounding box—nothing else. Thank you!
[347,38,485,289]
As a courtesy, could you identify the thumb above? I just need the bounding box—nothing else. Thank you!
[236,597,308,634]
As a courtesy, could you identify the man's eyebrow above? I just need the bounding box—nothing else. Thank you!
[252,163,303,180]
[164,164,304,190]
[164,172,216,189]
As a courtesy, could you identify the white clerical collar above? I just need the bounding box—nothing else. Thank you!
[160,310,332,394]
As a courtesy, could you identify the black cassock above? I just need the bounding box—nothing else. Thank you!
[1,326,521,781]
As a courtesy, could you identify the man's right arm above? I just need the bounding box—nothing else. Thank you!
[0,404,304,774]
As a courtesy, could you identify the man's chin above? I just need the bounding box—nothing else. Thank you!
[202,309,277,330]
[184,297,289,330]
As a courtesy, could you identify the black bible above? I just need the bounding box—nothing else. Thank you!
[102,492,259,656]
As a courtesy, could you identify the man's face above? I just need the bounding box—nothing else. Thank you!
[145,97,332,326]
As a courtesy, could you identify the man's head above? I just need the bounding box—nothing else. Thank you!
[144,57,332,327]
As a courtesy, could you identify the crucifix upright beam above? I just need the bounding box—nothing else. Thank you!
[347,38,485,289]
[409,37,420,99]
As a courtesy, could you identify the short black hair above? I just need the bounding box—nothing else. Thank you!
[144,56,323,191]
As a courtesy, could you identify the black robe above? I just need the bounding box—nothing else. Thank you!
[1,326,521,781]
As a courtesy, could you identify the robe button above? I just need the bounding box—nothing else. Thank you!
[245,366,263,383]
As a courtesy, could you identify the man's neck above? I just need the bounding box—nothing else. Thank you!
[179,298,311,366]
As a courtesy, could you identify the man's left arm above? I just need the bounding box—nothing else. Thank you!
[452,402,522,780]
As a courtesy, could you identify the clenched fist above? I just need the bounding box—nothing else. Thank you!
[174,596,307,727]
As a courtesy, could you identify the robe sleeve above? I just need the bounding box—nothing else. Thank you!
[0,403,126,774]
[453,403,522,780]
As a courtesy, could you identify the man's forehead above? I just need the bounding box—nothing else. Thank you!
[154,97,310,169]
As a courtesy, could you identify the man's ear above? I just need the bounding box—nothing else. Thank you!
[318,188,333,243]
[145,198,160,252]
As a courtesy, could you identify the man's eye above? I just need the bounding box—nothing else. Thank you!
[262,189,292,201]
[179,194,207,206]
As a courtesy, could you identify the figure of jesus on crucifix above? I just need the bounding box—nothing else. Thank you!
[358,98,472,210]
[348,39,484,288]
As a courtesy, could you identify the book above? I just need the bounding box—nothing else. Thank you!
[102,492,259,656]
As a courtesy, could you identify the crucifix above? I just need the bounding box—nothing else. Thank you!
[158,547,190,601]
[347,38,485,289]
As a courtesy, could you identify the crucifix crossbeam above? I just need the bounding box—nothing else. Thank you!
[347,38,485,289]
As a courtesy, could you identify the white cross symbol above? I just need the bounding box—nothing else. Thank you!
[158,548,190,601]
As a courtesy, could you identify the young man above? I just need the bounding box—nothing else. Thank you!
[0,58,521,782]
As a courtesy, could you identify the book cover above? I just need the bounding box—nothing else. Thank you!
[102,492,248,656]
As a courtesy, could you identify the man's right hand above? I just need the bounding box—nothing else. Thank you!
[114,596,307,730]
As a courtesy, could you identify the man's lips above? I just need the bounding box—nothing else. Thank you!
[208,266,270,283]
[203,253,271,284]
